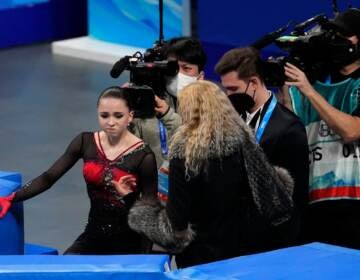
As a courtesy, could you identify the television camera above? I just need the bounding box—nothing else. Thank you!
[109,0,179,118]
[252,8,359,87]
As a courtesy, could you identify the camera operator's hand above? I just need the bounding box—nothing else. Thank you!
[284,63,315,98]
[154,95,170,117]
[121,82,131,88]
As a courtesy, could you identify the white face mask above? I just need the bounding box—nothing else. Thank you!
[166,72,198,97]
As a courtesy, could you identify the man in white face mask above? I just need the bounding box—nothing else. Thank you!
[159,37,206,110]
[166,61,205,98]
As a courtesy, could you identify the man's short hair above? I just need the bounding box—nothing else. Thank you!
[166,37,207,71]
[215,47,264,82]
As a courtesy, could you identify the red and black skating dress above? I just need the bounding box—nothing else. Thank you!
[12,132,157,254]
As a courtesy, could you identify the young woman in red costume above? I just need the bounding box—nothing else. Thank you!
[0,86,158,254]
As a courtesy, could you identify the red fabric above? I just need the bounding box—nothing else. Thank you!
[83,161,138,190]
[0,192,15,218]
[83,161,104,185]
[310,186,360,202]
[112,168,137,184]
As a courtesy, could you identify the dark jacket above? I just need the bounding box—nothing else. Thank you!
[259,97,309,210]
[255,96,309,246]
[128,121,295,267]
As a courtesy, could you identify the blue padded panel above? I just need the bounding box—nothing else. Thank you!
[0,255,170,279]
[0,171,21,185]
[166,243,360,280]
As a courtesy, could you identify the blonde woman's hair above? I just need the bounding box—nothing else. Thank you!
[170,80,245,177]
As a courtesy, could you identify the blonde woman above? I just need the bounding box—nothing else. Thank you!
[116,80,294,267]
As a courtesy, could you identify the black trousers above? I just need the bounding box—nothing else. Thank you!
[303,200,360,249]
[64,230,145,255]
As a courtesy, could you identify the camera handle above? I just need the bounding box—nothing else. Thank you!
[158,0,165,46]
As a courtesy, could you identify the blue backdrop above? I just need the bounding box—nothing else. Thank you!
[197,0,360,80]
[88,0,190,48]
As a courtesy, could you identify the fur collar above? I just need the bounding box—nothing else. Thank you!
[169,122,256,160]
[128,200,195,253]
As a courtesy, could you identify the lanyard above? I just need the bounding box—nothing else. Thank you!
[255,94,277,143]
[158,120,168,155]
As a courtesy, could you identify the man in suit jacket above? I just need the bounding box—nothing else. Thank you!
[215,47,309,252]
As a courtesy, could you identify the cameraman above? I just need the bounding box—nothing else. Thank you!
[282,8,360,249]
[162,37,206,109]
[131,37,207,169]
[215,47,309,252]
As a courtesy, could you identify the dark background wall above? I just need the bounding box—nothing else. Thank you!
[0,0,87,49]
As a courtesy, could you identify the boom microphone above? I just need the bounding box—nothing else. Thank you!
[251,21,292,50]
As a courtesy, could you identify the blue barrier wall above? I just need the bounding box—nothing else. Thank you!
[0,255,170,279]
[166,243,360,279]
[0,171,24,255]
[0,0,87,49]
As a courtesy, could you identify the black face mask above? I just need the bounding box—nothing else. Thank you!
[227,81,255,119]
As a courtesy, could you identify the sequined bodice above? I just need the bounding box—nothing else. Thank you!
[14,132,158,236]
